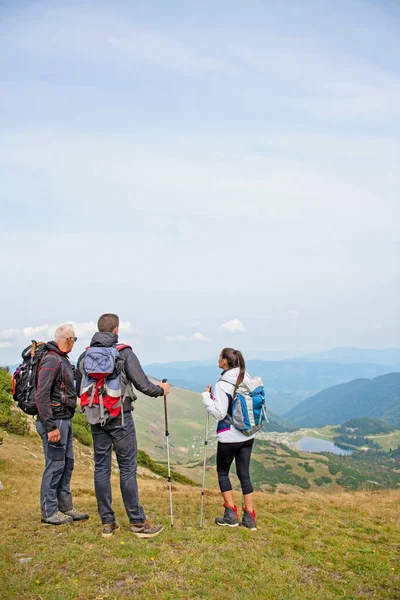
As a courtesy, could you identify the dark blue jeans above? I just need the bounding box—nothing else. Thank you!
[90,411,145,525]
[36,419,74,518]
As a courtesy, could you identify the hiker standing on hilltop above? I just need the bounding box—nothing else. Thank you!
[202,348,257,530]
[76,313,170,539]
[35,323,89,525]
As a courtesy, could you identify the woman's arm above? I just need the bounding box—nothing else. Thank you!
[201,381,229,420]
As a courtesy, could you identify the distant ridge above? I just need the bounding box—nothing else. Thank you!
[144,358,396,414]
[299,347,400,366]
[284,372,400,428]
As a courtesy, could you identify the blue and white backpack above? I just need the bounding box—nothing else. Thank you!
[221,376,268,436]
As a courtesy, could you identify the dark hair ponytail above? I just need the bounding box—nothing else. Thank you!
[220,347,246,397]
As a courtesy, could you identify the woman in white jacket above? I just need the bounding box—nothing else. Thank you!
[202,347,257,530]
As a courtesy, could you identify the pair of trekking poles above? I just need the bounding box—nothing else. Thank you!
[162,381,210,529]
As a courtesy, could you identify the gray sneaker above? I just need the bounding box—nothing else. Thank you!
[240,508,257,531]
[130,520,164,539]
[41,511,73,526]
[62,508,89,521]
[102,521,120,538]
[215,504,239,527]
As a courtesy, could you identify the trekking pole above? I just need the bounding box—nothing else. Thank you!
[199,408,210,529]
[162,378,173,527]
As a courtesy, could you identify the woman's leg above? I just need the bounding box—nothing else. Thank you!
[235,439,255,511]
[243,492,254,512]
[216,441,242,505]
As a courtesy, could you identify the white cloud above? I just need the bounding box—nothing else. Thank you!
[287,309,299,319]
[0,324,55,343]
[165,335,188,343]
[191,332,210,342]
[0,321,134,348]
[0,342,12,349]
[372,324,383,330]
[218,319,246,334]
[165,332,210,342]
[185,320,202,328]
[0,329,22,341]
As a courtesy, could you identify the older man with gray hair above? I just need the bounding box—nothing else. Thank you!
[35,323,88,525]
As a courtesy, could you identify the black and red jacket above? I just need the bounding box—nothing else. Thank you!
[36,341,77,432]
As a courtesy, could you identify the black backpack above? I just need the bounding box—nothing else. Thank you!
[12,341,48,415]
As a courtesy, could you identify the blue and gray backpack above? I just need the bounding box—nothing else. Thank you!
[221,376,268,436]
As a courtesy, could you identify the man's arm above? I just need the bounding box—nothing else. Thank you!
[35,352,61,432]
[123,349,166,397]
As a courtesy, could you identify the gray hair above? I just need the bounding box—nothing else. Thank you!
[54,323,75,342]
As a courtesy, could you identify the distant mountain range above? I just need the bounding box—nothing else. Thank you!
[284,372,400,428]
[144,357,396,415]
[296,347,400,367]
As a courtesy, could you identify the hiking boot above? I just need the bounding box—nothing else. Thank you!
[240,508,257,531]
[129,520,164,539]
[62,508,89,521]
[102,521,120,538]
[215,504,239,527]
[41,511,73,526]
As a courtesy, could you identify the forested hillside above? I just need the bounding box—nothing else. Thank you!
[285,373,400,428]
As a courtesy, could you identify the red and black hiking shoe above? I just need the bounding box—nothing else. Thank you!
[215,504,239,527]
[240,508,257,530]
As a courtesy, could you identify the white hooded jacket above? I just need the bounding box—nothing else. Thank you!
[201,367,255,443]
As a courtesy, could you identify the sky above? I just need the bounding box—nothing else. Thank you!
[0,0,399,365]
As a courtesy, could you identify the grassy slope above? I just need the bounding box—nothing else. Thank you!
[290,426,337,442]
[366,430,400,452]
[289,426,400,451]
[132,384,208,463]
[0,433,399,600]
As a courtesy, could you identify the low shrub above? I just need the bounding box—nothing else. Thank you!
[0,378,29,436]
[72,423,92,446]
[328,463,341,475]
[314,476,333,486]
[72,413,93,446]
[304,463,315,473]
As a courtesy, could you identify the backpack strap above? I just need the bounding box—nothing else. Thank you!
[98,383,106,426]
[219,378,236,387]
[121,381,134,403]
[217,378,237,423]
[88,384,96,407]
[115,343,132,352]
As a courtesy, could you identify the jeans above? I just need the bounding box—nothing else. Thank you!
[90,411,145,525]
[36,419,74,518]
[216,438,254,495]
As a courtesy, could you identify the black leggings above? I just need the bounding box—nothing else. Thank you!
[216,438,254,495]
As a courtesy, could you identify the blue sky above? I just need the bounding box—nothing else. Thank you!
[0,0,399,364]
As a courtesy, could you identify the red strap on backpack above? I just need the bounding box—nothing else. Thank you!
[115,343,132,352]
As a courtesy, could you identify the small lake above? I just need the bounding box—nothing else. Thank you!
[294,436,354,455]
